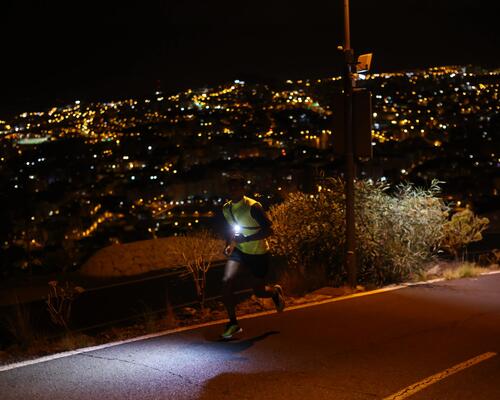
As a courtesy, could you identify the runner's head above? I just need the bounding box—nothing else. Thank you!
[226,174,246,201]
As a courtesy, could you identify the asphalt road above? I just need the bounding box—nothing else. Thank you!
[1,273,500,400]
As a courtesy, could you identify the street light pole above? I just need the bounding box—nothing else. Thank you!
[342,0,357,287]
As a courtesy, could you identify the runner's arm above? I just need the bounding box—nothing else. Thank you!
[214,208,234,246]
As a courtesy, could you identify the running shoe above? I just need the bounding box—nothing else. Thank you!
[272,284,285,312]
[220,323,242,339]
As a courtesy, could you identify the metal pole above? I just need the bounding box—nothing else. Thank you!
[343,0,351,50]
[343,0,357,287]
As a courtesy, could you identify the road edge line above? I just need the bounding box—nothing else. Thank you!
[0,283,408,372]
[1,270,499,373]
[480,269,500,276]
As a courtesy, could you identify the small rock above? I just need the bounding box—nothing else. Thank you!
[426,265,442,275]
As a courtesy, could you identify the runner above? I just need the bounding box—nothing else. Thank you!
[220,175,285,339]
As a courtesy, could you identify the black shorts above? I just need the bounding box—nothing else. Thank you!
[228,247,270,279]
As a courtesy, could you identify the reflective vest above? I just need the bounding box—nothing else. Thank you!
[222,196,269,255]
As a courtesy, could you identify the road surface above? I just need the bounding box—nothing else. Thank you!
[1,273,500,399]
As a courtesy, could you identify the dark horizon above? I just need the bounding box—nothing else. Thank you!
[1,0,499,115]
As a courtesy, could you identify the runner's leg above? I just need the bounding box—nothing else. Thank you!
[252,277,275,298]
[249,253,274,298]
[222,259,241,324]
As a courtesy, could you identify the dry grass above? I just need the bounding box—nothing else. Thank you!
[1,332,97,365]
[442,262,490,280]
[414,261,495,282]
[50,333,96,353]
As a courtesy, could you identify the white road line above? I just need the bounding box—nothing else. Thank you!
[480,270,500,276]
[0,284,408,372]
[1,270,498,373]
[384,352,497,400]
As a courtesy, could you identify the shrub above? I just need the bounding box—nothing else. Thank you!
[269,178,449,285]
[46,281,85,331]
[268,185,344,287]
[175,230,224,312]
[356,179,449,283]
[440,209,489,259]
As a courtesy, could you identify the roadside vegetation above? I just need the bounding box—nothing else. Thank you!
[1,179,497,366]
[175,230,222,313]
[269,178,492,291]
[442,263,491,280]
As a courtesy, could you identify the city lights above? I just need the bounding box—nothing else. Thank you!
[0,64,497,273]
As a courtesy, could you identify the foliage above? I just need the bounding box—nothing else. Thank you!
[268,184,344,286]
[440,209,489,259]
[175,230,224,312]
[46,281,85,331]
[442,262,489,280]
[478,249,500,267]
[269,178,450,285]
[356,179,449,283]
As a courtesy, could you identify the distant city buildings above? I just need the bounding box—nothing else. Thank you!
[0,65,498,275]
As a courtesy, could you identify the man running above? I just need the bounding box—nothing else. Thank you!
[220,175,285,339]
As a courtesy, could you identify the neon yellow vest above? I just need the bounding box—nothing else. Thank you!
[222,196,269,255]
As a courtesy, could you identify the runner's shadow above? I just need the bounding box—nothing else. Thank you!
[215,330,279,348]
[188,331,280,361]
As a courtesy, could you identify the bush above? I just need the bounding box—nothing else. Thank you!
[46,281,85,331]
[440,209,489,259]
[268,183,344,288]
[269,178,450,285]
[175,230,224,312]
[356,179,449,283]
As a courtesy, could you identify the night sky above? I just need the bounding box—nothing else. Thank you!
[1,0,499,114]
